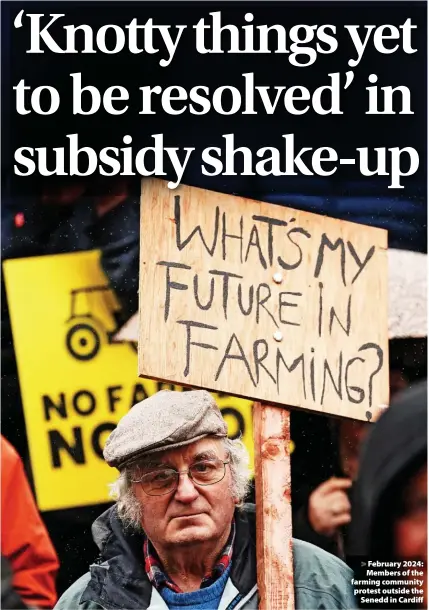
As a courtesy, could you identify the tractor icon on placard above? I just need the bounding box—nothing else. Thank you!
[65,285,133,361]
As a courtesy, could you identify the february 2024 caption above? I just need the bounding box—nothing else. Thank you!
[351,560,425,606]
[13,11,420,188]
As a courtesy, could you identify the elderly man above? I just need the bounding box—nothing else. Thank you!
[56,390,356,610]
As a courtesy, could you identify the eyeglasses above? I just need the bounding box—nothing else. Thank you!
[131,458,230,496]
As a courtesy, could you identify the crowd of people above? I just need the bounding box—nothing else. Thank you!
[2,173,427,610]
[2,0,427,607]
[1,181,427,610]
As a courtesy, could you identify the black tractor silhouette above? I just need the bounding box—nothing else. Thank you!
[65,285,125,361]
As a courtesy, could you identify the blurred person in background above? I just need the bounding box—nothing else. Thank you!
[1,435,59,609]
[349,380,427,609]
[2,172,426,596]
[292,367,409,559]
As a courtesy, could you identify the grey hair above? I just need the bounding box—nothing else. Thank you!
[109,437,252,531]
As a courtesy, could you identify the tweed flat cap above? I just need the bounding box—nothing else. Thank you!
[103,390,227,469]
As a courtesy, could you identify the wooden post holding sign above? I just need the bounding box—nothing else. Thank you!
[254,403,294,610]
[138,179,389,609]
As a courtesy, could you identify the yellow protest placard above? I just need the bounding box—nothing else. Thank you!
[4,251,254,511]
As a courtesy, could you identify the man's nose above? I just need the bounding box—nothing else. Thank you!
[174,473,199,503]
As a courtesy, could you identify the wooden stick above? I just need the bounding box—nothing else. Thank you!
[253,402,295,610]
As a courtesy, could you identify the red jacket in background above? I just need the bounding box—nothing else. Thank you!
[1,436,59,608]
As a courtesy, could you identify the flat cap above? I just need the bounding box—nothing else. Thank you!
[103,389,227,469]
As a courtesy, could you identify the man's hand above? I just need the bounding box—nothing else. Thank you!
[308,477,352,537]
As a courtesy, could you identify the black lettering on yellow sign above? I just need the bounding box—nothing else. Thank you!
[221,407,246,440]
[43,393,67,420]
[49,422,117,468]
[44,387,250,468]
[44,390,98,418]
[42,384,153,422]
[107,386,123,412]
[73,390,96,415]
[92,423,116,459]
[132,383,150,404]
[49,427,85,467]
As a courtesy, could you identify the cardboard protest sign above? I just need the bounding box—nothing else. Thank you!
[4,251,253,511]
[139,179,389,421]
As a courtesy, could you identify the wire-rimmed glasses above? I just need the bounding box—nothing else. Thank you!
[131,458,230,496]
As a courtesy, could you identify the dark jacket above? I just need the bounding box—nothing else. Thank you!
[292,420,350,560]
[55,504,357,610]
[293,498,344,559]
[349,380,427,558]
